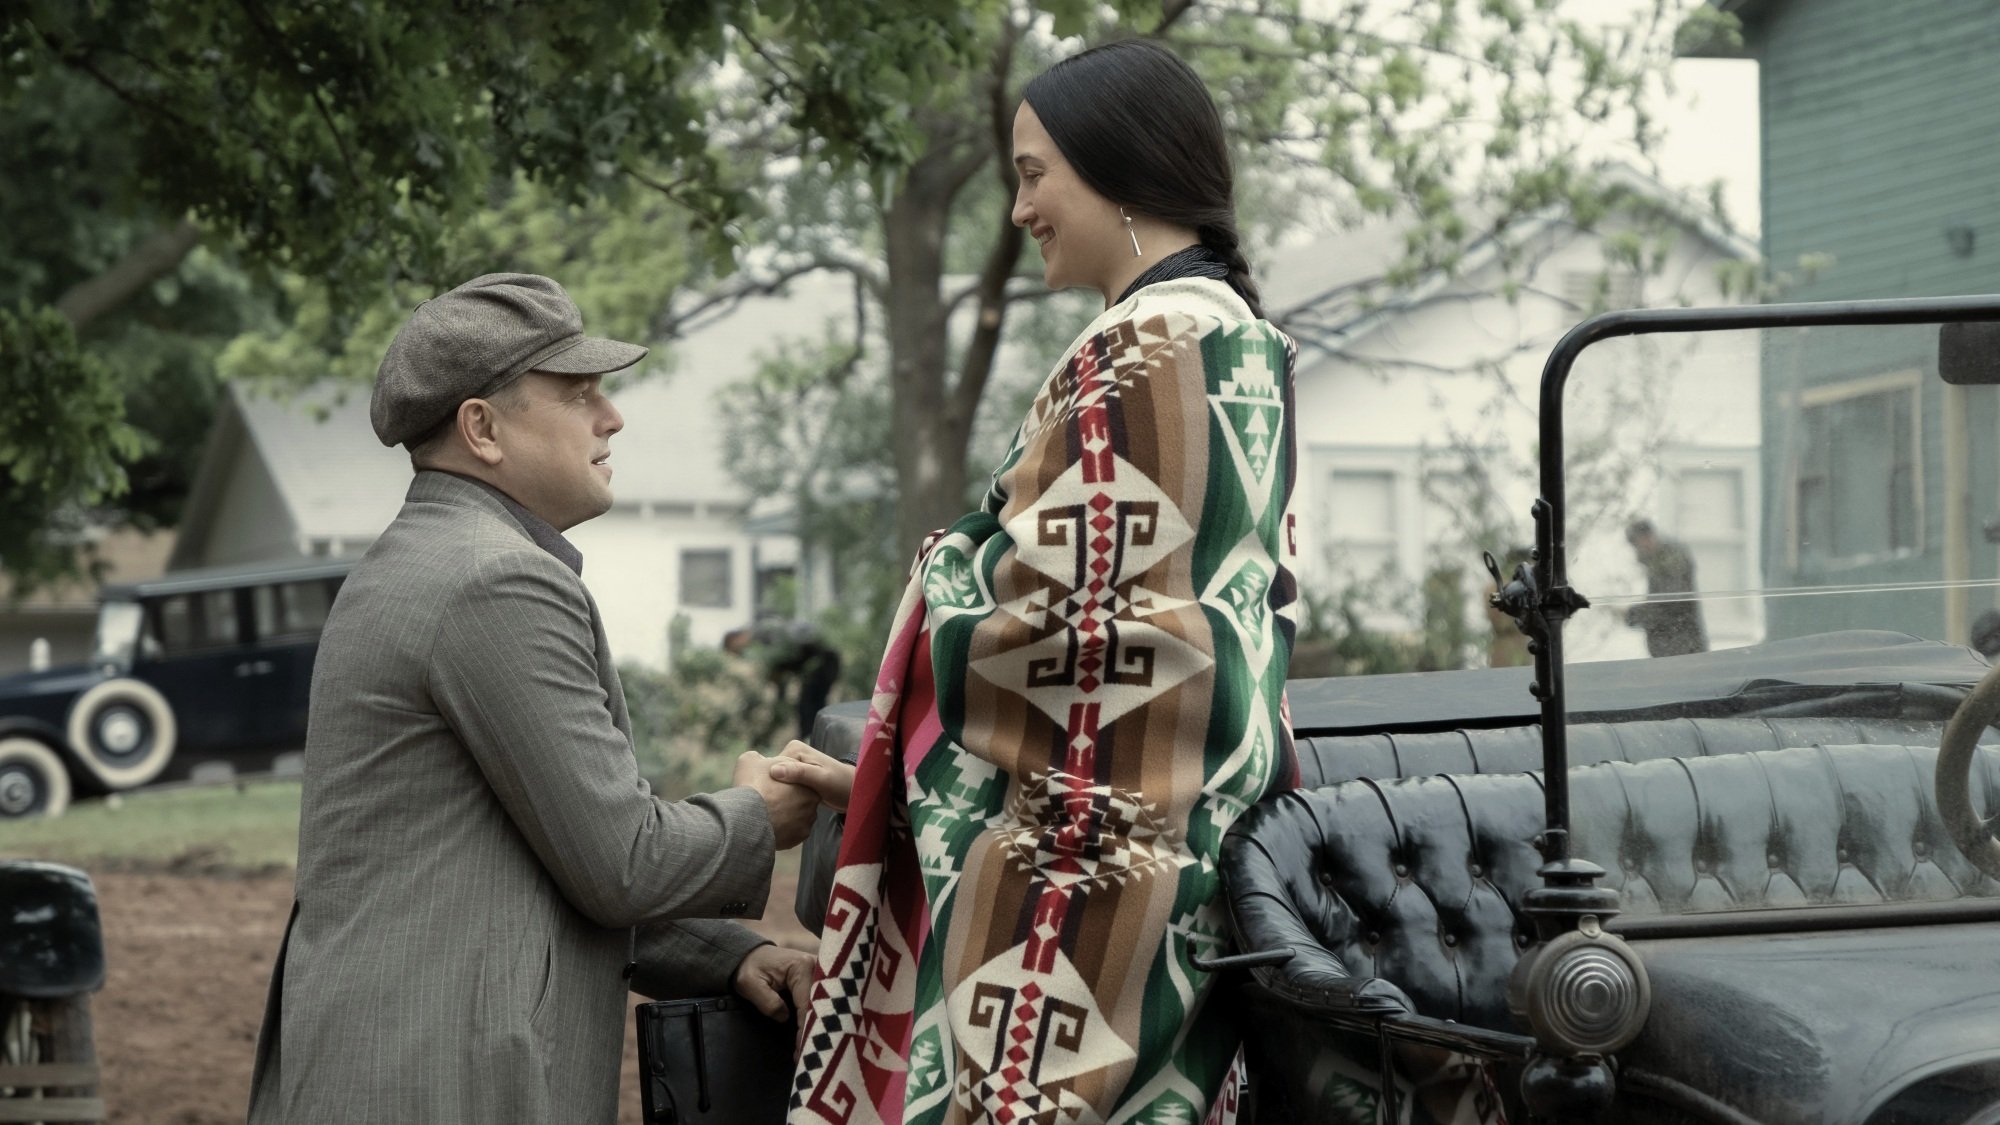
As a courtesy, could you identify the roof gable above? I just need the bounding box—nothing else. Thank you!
[1264,163,1758,357]
[178,272,864,549]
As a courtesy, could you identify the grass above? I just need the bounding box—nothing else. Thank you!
[0,780,302,875]
[0,778,805,882]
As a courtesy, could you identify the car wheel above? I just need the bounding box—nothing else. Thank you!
[65,678,178,791]
[0,737,71,819]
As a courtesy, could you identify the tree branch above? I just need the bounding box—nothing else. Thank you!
[31,24,198,132]
[944,17,1020,200]
[1154,0,1199,35]
[653,255,884,339]
[951,218,1026,426]
[945,277,1061,318]
[54,221,204,331]
[944,13,1032,425]
[234,0,363,195]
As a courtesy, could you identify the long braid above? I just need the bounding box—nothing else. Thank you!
[1199,223,1264,320]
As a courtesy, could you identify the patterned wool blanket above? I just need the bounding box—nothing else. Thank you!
[789,278,1302,1125]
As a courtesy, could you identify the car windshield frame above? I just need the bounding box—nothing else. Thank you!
[1503,293,2000,860]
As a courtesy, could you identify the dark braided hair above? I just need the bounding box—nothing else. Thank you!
[1022,39,1264,319]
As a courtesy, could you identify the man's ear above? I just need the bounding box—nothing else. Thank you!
[459,398,504,467]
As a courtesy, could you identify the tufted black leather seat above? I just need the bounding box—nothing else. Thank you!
[1292,714,1971,790]
[1224,737,2000,1031]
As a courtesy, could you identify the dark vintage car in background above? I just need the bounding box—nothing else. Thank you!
[0,556,352,819]
[792,298,2000,1124]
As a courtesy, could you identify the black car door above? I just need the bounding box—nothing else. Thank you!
[139,589,260,752]
[243,578,339,749]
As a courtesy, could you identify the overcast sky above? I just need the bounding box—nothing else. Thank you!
[1649,56,1761,236]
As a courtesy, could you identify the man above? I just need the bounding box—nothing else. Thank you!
[1623,518,1709,658]
[248,274,821,1124]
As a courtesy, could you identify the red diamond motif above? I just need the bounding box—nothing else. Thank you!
[1090,558,1110,575]
[1090,514,1114,532]
[1089,494,1112,512]
[1091,535,1112,553]
[1079,657,1101,674]
[1088,578,1105,595]
[1080,676,1100,691]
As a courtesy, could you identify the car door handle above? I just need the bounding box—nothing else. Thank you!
[234,660,275,677]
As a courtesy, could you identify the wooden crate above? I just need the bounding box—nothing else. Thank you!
[0,996,102,1124]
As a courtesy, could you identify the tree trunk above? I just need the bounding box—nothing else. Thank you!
[884,155,978,559]
[54,220,202,331]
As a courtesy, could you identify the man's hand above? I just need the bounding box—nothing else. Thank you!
[733,750,819,849]
[767,740,856,812]
[733,942,816,1021]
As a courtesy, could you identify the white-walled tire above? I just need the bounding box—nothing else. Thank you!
[65,678,177,791]
[0,737,70,819]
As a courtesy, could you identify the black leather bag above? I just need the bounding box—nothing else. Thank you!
[635,995,797,1124]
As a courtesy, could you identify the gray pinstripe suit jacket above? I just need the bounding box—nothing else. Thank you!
[248,471,775,1124]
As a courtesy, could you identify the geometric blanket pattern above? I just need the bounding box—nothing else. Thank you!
[790,279,1303,1125]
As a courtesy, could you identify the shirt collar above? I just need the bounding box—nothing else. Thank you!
[436,471,585,576]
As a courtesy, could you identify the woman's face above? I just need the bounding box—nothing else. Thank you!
[1011,101,1127,294]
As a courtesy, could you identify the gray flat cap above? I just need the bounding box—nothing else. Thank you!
[370,273,648,448]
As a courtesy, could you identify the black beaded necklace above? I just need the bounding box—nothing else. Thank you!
[1112,244,1233,307]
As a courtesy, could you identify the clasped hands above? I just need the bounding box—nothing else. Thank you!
[727,740,855,1020]
[731,740,854,850]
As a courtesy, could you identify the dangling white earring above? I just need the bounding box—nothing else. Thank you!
[1122,207,1142,257]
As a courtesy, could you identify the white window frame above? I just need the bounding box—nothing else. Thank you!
[1308,448,1423,587]
[1305,445,1493,632]
[677,547,735,610]
[1657,448,1763,646]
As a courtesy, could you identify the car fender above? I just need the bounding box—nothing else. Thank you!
[0,715,75,759]
[1855,1035,2000,1123]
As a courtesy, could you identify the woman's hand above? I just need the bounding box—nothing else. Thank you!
[767,740,856,812]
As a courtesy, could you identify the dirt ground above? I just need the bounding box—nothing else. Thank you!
[81,868,811,1124]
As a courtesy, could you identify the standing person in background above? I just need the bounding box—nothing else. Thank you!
[1484,545,1535,669]
[1624,518,1709,657]
[248,274,822,1125]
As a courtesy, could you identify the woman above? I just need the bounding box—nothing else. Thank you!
[788,40,1302,1125]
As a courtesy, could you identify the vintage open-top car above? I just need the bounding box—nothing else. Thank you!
[794,296,2000,1124]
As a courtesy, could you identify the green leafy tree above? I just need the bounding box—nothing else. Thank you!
[695,0,1703,561]
[0,0,979,582]
[700,1,1714,685]
[0,69,265,590]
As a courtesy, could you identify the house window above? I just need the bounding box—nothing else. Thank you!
[1325,470,1399,581]
[1794,374,1920,564]
[680,549,733,609]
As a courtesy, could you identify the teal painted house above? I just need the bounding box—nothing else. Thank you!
[1698,0,2000,643]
